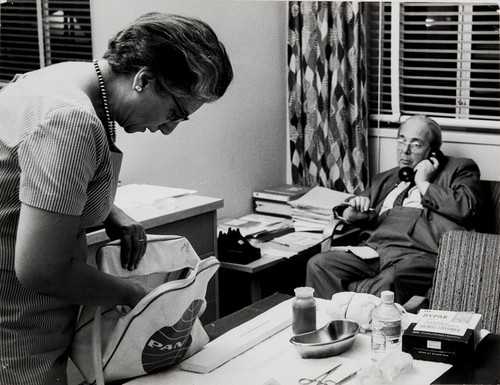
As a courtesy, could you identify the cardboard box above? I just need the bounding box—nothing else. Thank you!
[402,309,482,364]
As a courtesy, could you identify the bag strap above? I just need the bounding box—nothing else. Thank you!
[96,234,200,277]
[92,306,105,385]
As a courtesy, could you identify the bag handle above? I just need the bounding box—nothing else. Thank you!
[96,235,201,277]
[92,306,105,385]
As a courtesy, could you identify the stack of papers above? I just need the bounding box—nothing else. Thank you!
[289,186,353,232]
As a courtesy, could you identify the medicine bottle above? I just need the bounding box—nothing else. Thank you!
[292,286,316,335]
[371,290,402,351]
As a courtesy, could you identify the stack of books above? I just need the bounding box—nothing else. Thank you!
[289,186,353,232]
[252,185,312,218]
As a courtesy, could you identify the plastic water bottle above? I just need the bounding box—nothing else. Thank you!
[292,287,316,335]
[371,290,402,352]
[371,325,386,362]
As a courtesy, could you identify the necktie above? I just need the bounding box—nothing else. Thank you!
[393,180,415,207]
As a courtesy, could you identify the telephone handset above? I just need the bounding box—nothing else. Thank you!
[398,148,447,182]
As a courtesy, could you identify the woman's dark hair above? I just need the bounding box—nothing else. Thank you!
[103,13,233,102]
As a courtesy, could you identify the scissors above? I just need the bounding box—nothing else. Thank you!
[298,363,341,385]
[299,365,358,385]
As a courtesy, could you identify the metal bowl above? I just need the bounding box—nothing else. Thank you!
[290,320,360,359]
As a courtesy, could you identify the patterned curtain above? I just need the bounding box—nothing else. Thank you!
[288,1,368,193]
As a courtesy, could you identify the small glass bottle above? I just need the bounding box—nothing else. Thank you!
[371,290,402,352]
[371,325,386,362]
[292,286,316,335]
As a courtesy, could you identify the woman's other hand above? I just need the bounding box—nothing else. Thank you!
[104,205,147,270]
[15,204,147,307]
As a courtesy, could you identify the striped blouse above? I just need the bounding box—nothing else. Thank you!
[1,73,122,385]
[0,75,120,270]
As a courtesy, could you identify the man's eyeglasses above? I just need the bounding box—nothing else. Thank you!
[396,138,425,153]
[170,94,189,124]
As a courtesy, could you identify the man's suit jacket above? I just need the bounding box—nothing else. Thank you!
[352,156,484,247]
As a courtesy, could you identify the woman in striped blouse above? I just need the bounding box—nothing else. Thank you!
[0,13,233,385]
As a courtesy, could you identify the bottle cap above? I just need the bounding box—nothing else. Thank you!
[381,290,394,302]
[294,286,314,298]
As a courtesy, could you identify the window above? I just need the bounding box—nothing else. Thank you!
[366,2,500,132]
[0,0,92,86]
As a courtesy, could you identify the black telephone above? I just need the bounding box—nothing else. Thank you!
[398,148,447,182]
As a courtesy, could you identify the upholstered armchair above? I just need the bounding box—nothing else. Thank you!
[425,181,500,334]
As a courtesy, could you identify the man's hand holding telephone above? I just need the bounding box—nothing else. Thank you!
[398,149,446,182]
[399,148,447,195]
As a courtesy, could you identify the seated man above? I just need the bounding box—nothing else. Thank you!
[306,115,484,304]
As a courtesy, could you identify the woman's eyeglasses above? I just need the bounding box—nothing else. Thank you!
[170,94,189,124]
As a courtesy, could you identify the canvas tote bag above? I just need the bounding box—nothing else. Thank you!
[70,234,219,384]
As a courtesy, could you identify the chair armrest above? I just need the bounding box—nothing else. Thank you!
[431,230,500,334]
[321,218,344,252]
[403,295,429,314]
[321,219,362,252]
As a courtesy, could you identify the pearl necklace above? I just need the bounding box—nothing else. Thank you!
[93,60,116,143]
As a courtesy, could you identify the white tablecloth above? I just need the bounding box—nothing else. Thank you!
[126,299,452,385]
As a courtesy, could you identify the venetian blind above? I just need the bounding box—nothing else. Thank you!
[366,2,500,131]
[0,0,92,85]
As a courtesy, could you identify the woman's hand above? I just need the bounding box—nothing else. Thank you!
[15,204,148,307]
[104,205,147,270]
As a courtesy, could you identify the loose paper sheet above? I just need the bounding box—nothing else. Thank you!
[115,184,196,206]
[330,245,379,259]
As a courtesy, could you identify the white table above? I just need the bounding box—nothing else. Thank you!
[125,299,452,385]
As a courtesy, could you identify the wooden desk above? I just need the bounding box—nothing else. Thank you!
[219,246,319,309]
[86,194,223,323]
[219,228,359,274]
[218,228,359,316]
